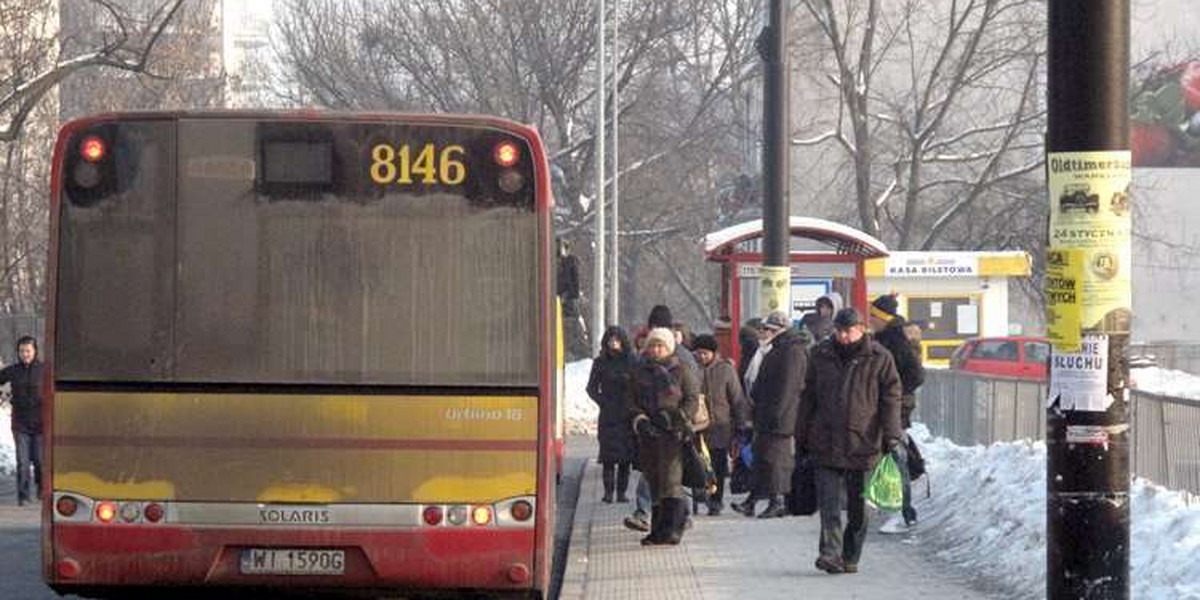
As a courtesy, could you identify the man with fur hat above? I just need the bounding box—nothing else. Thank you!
[797,308,903,574]
[734,310,807,519]
[869,294,925,533]
[629,327,700,546]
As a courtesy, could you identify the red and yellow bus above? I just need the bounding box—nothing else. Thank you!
[44,112,561,599]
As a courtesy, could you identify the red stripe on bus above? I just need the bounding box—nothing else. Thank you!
[55,436,537,452]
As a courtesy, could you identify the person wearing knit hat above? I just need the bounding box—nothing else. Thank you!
[691,334,749,516]
[870,294,900,323]
[627,324,701,546]
[644,327,676,355]
[866,295,925,535]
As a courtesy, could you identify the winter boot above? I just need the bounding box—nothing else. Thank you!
[615,463,631,503]
[641,504,668,546]
[735,496,758,517]
[757,495,788,519]
[707,498,723,516]
[661,498,687,545]
[601,463,615,503]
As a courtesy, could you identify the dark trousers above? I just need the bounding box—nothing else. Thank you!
[817,467,868,565]
[709,446,729,503]
[13,431,42,504]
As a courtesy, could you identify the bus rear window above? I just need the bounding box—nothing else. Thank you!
[56,118,539,387]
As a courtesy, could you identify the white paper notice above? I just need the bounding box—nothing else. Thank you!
[1048,334,1109,411]
[956,305,979,335]
[931,302,943,318]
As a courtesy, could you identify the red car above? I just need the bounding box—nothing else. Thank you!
[949,336,1050,381]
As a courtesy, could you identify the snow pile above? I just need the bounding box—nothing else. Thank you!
[1131,366,1200,400]
[912,423,1200,599]
[0,403,13,476]
[564,359,598,436]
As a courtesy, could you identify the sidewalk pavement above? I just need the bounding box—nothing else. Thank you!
[560,460,1003,600]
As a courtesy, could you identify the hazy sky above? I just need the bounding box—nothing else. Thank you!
[1133,0,1200,59]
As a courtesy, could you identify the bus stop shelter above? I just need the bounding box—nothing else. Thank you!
[704,217,888,363]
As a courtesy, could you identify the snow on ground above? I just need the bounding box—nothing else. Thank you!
[565,359,599,436]
[1131,366,1200,400]
[0,403,12,476]
[912,423,1200,599]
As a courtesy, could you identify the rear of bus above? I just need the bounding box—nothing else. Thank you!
[45,113,556,598]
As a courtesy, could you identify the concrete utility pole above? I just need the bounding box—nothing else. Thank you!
[609,0,621,327]
[592,0,607,353]
[1045,2,1131,598]
[759,0,791,316]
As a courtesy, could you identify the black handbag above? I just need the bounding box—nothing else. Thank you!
[681,438,715,491]
[906,436,927,480]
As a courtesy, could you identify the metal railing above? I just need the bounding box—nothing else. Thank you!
[915,369,1200,496]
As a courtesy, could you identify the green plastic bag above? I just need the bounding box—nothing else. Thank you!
[863,453,903,512]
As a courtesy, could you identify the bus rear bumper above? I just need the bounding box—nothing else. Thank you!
[48,523,538,593]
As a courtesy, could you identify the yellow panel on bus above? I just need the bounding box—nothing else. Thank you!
[53,392,539,503]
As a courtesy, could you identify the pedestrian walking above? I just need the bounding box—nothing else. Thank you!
[629,328,700,546]
[796,308,903,575]
[2,336,44,506]
[869,294,926,533]
[735,310,806,519]
[625,305,700,532]
[587,326,638,504]
[692,334,749,516]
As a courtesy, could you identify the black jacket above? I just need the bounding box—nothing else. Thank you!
[875,319,924,396]
[797,336,903,471]
[750,329,807,436]
[2,361,43,434]
[587,328,638,462]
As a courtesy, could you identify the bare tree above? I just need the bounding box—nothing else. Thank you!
[792,0,1046,250]
[0,0,189,141]
[272,0,763,329]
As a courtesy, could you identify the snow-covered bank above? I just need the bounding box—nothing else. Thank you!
[912,423,1200,599]
[565,359,598,435]
[1132,366,1200,400]
[0,404,12,476]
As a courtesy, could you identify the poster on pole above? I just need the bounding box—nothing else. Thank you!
[759,266,792,316]
[1048,334,1110,412]
[1046,151,1132,335]
[1045,248,1083,352]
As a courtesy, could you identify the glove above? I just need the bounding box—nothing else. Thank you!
[634,417,661,439]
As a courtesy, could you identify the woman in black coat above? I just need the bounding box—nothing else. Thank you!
[586,326,638,503]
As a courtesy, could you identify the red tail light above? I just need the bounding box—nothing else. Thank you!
[55,496,79,517]
[493,141,520,167]
[510,500,533,522]
[143,503,164,523]
[81,136,106,163]
[422,506,444,526]
[95,501,117,523]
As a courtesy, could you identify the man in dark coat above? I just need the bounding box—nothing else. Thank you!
[797,308,903,575]
[629,328,700,546]
[869,294,926,532]
[587,326,638,503]
[2,336,44,506]
[692,334,750,516]
[736,310,807,519]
